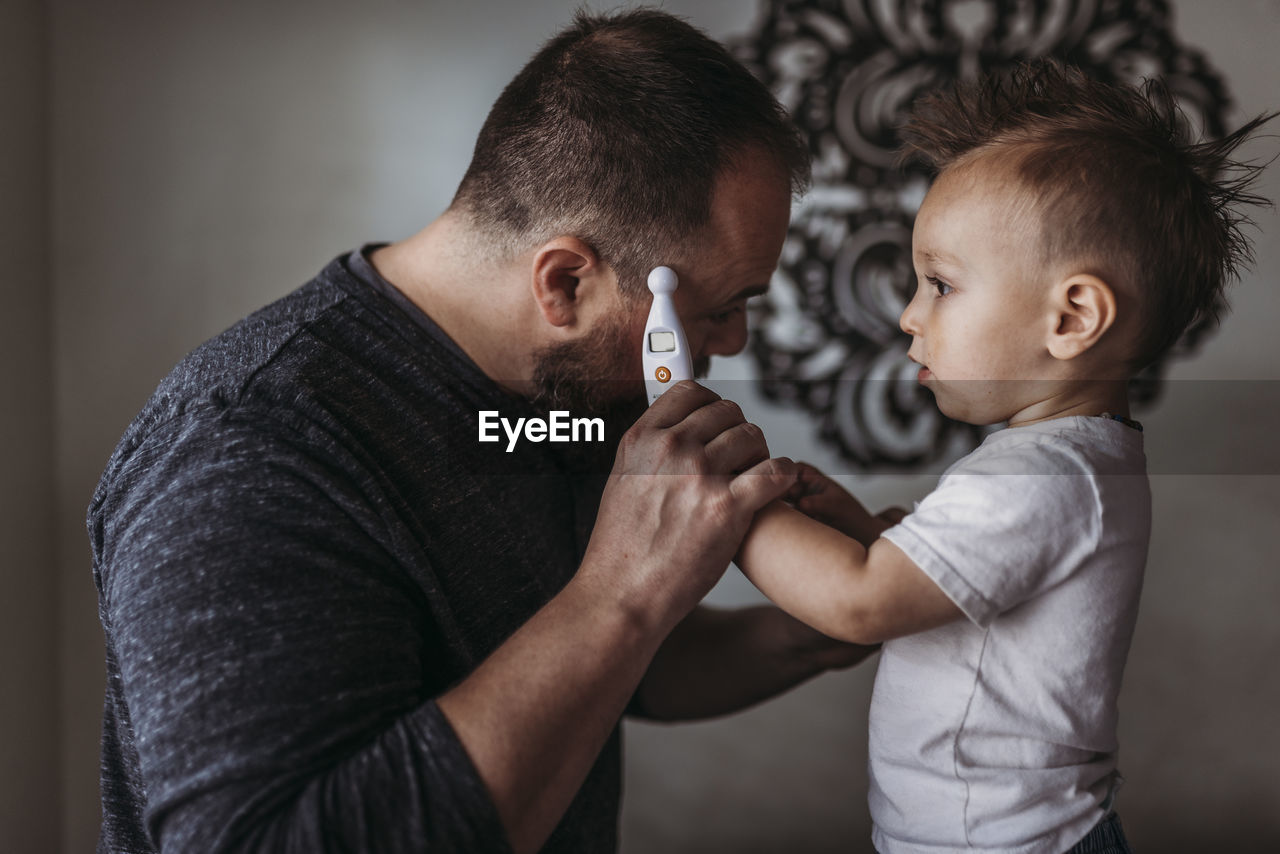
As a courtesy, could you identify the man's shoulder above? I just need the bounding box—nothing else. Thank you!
[90,251,487,518]
[91,257,373,509]
[123,259,353,439]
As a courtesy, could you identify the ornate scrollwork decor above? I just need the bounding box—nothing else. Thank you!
[731,0,1232,470]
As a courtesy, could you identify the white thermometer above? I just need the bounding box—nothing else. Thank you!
[643,266,694,405]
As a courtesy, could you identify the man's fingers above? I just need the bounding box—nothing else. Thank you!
[704,420,769,475]
[728,457,798,511]
[642,380,721,428]
[674,397,752,447]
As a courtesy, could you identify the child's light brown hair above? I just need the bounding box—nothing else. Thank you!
[898,59,1274,370]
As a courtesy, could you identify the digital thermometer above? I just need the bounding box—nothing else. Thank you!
[643,266,694,405]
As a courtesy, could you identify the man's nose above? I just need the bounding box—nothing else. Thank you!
[701,315,749,358]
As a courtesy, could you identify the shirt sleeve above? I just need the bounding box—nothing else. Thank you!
[95,406,512,853]
[880,447,1103,627]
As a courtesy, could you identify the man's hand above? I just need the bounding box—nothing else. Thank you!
[780,611,882,673]
[581,381,798,634]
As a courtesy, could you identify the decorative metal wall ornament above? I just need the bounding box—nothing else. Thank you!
[730,0,1233,470]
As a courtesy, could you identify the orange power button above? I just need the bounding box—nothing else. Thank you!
[655,366,671,383]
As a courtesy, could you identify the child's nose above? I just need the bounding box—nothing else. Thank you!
[899,292,924,337]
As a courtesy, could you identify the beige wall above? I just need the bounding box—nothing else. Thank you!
[0,1,58,852]
[12,0,1279,850]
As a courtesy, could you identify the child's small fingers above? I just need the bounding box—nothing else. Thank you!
[877,506,908,525]
[803,480,828,498]
[800,466,833,494]
[795,462,825,482]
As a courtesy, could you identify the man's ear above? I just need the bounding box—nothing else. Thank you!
[530,236,609,328]
[1047,273,1117,361]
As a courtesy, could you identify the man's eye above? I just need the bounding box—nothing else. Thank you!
[926,276,953,297]
[709,306,744,324]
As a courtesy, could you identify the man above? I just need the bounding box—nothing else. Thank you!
[90,10,875,853]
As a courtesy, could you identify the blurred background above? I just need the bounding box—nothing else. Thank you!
[3,1,1278,851]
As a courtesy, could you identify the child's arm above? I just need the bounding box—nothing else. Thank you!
[736,501,962,645]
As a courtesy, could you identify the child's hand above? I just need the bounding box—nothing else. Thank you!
[786,462,871,534]
[876,507,908,526]
[786,463,907,545]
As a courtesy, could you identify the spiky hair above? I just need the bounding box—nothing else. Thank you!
[900,59,1274,368]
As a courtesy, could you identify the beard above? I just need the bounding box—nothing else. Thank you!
[530,310,711,422]
[527,312,643,474]
[528,311,713,473]
[530,311,644,418]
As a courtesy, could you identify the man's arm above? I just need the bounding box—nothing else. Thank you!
[632,604,880,722]
[734,501,963,645]
[436,382,798,854]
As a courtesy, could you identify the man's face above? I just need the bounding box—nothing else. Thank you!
[532,150,793,416]
[662,152,793,376]
[900,163,1055,426]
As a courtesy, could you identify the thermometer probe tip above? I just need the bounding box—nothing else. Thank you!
[647,266,678,295]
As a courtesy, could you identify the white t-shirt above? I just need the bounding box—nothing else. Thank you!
[874,416,1150,854]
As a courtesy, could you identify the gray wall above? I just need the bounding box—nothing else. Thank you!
[9,0,1278,851]
[1,1,58,851]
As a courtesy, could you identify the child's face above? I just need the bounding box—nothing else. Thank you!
[900,164,1058,426]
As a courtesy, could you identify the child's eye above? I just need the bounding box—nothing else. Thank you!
[926,276,953,297]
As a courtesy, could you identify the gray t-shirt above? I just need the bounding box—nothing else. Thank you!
[90,248,625,852]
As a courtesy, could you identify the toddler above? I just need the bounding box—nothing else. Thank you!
[737,60,1272,854]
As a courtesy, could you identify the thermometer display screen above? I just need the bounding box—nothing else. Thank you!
[648,331,676,353]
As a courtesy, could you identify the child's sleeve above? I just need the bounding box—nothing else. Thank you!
[880,451,1102,627]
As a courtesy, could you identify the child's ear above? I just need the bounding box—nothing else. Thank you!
[1046,274,1117,360]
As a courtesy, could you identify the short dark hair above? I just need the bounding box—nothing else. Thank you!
[451,8,810,299]
[898,59,1273,369]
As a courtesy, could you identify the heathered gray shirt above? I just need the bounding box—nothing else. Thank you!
[89,248,624,852]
